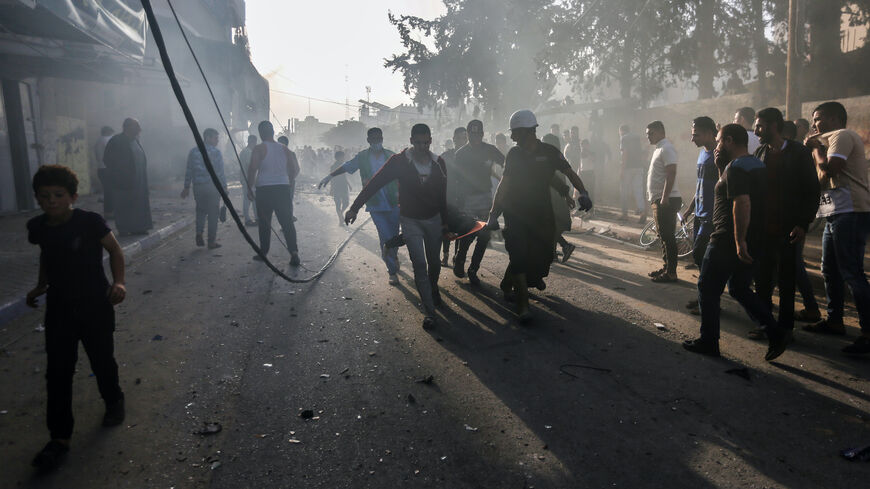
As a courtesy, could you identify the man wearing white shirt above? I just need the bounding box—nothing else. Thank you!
[646,120,682,283]
[734,106,761,155]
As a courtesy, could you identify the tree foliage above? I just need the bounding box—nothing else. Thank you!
[387,0,870,111]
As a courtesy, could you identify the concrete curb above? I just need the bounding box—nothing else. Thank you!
[0,216,194,328]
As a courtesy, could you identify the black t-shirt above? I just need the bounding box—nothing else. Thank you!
[454,142,505,198]
[27,209,111,308]
[502,141,571,222]
[709,156,767,248]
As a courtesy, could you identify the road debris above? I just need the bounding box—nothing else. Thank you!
[415,375,434,384]
[841,444,870,461]
[300,409,315,419]
[654,322,667,331]
[151,334,164,341]
[464,424,479,432]
[196,422,222,435]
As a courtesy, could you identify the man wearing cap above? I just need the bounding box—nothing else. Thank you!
[452,120,505,285]
[488,110,592,321]
[319,128,400,284]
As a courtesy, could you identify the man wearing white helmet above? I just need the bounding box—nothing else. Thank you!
[487,110,593,321]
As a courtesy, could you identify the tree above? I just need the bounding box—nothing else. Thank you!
[385,0,559,125]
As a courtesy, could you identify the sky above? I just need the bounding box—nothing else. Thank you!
[246,0,446,126]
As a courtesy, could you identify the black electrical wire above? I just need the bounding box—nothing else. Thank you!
[141,0,369,283]
[164,0,291,252]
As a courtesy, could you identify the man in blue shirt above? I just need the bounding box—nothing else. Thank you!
[319,128,401,284]
[181,128,227,249]
[681,117,718,313]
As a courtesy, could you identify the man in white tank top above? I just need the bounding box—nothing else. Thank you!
[246,121,301,266]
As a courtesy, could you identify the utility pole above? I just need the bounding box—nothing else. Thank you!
[786,0,802,120]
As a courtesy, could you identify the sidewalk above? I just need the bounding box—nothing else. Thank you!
[0,186,195,327]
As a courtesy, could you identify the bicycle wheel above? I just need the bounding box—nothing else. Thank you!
[676,215,695,258]
[639,219,658,247]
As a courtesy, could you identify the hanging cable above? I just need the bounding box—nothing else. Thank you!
[140,0,368,283]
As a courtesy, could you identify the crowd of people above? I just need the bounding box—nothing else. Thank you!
[21,99,870,474]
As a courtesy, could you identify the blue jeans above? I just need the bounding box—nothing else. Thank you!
[698,242,777,341]
[370,207,400,275]
[821,212,870,331]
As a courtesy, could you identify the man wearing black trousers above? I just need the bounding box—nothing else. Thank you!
[748,108,820,340]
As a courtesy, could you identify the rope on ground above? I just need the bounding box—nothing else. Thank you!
[141,0,363,284]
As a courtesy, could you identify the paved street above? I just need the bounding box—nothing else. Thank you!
[1,188,868,489]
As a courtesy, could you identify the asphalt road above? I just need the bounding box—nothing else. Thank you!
[1,188,869,488]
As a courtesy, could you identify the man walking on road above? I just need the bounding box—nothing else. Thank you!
[319,128,400,284]
[452,120,505,285]
[103,118,152,235]
[645,121,682,283]
[681,117,719,314]
[488,110,591,321]
[238,134,258,227]
[748,108,820,340]
[683,124,788,361]
[440,127,467,266]
[802,102,870,355]
[181,128,228,249]
[345,124,449,329]
[247,121,301,266]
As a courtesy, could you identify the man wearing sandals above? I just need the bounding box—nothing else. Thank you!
[645,120,682,283]
[802,102,870,355]
[682,124,789,361]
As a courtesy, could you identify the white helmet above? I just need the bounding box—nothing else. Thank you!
[509,109,538,130]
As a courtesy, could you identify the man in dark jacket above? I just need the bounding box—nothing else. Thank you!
[103,118,152,235]
[749,107,820,339]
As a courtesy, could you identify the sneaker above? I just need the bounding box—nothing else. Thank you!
[388,274,399,285]
[207,242,222,249]
[422,316,436,329]
[289,253,301,266]
[102,398,125,427]
[795,308,822,322]
[802,319,846,335]
[682,338,720,357]
[648,267,666,278]
[31,440,69,472]
[195,234,205,247]
[561,243,576,263]
[842,336,870,355]
[467,269,481,286]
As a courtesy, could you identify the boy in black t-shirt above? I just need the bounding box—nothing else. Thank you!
[25,165,127,472]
